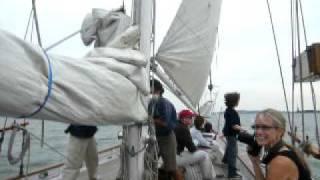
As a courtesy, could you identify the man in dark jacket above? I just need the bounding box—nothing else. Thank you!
[148,79,183,180]
[63,124,98,180]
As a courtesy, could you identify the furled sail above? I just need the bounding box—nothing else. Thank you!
[155,0,222,106]
[0,29,148,125]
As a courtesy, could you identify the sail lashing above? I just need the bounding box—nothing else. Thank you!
[0,9,149,125]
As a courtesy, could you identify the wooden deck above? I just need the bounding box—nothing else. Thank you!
[77,155,120,180]
[6,139,255,180]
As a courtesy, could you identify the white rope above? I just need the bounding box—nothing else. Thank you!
[7,124,31,165]
[142,1,159,178]
[25,142,31,180]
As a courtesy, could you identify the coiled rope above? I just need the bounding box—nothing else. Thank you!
[7,123,31,165]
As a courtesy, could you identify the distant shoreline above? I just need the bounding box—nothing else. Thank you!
[215,110,320,113]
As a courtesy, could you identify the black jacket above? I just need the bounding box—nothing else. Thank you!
[174,122,196,155]
[223,107,240,136]
[65,125,97,138]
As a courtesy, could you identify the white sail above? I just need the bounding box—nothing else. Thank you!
[156,0,222,106]
[199,101,215,118]
[0,29,148,125]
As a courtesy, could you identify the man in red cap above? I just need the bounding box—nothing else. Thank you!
[175,109,216,179]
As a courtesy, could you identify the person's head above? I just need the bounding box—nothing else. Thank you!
[204,122,213,133]
[224,92,240,108]
[253,108,286,148]
[178,109,194,127]
[194,115,205,130]
[150,79,164,96]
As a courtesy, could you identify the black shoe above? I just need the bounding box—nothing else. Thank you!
[216,174,225,178]
[228,174,242,179]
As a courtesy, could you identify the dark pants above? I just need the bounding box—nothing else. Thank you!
[157,131,177,172]
[222,136,238,177]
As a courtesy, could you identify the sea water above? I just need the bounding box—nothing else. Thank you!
[0,112,320,179]
[0,119,121,179]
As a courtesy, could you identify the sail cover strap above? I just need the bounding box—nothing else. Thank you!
[20,49,53,119]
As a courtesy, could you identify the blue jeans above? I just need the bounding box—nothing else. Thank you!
[222,136,238,177]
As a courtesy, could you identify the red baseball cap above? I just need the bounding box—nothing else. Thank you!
[178,109,195,119]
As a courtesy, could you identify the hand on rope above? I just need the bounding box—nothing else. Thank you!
[7,123,31,165]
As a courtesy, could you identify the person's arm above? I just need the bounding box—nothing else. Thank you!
[194,130,210,147]
[184,129,197,153]
[288,132,320,159]
[153,118,167,127]
[248,154,265,180]
[266,156,299,180]
[231,110,243,132]
[232,124,244,132]
[149,99,168,127]
[305,144,320,159]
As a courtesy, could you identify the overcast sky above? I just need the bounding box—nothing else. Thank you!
[1,0,320,111]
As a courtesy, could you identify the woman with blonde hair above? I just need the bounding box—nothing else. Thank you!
[249,108,311,180]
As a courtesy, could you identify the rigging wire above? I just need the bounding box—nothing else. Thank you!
[297,0,320,148]
[24,9,34,41]
[310,84,320,147]
[31,0,42,46]
[25,128,66,158]
[293,0,306,142]
[265,0,292,131]
[290,0,297,146]
[45,30,81,51]
[144,0,159,179]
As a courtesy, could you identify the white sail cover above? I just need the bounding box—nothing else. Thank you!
[156,0,222,106]
[81,8,132,47]
[0,30,148,125]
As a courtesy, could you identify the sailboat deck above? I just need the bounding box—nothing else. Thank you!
[8,139,254,180]
[75,139,254,180]
[77,156,120,180]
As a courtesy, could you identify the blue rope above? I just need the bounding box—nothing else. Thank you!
[20,48,53,118]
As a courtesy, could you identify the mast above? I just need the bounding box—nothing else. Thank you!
[123,0,153,180]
